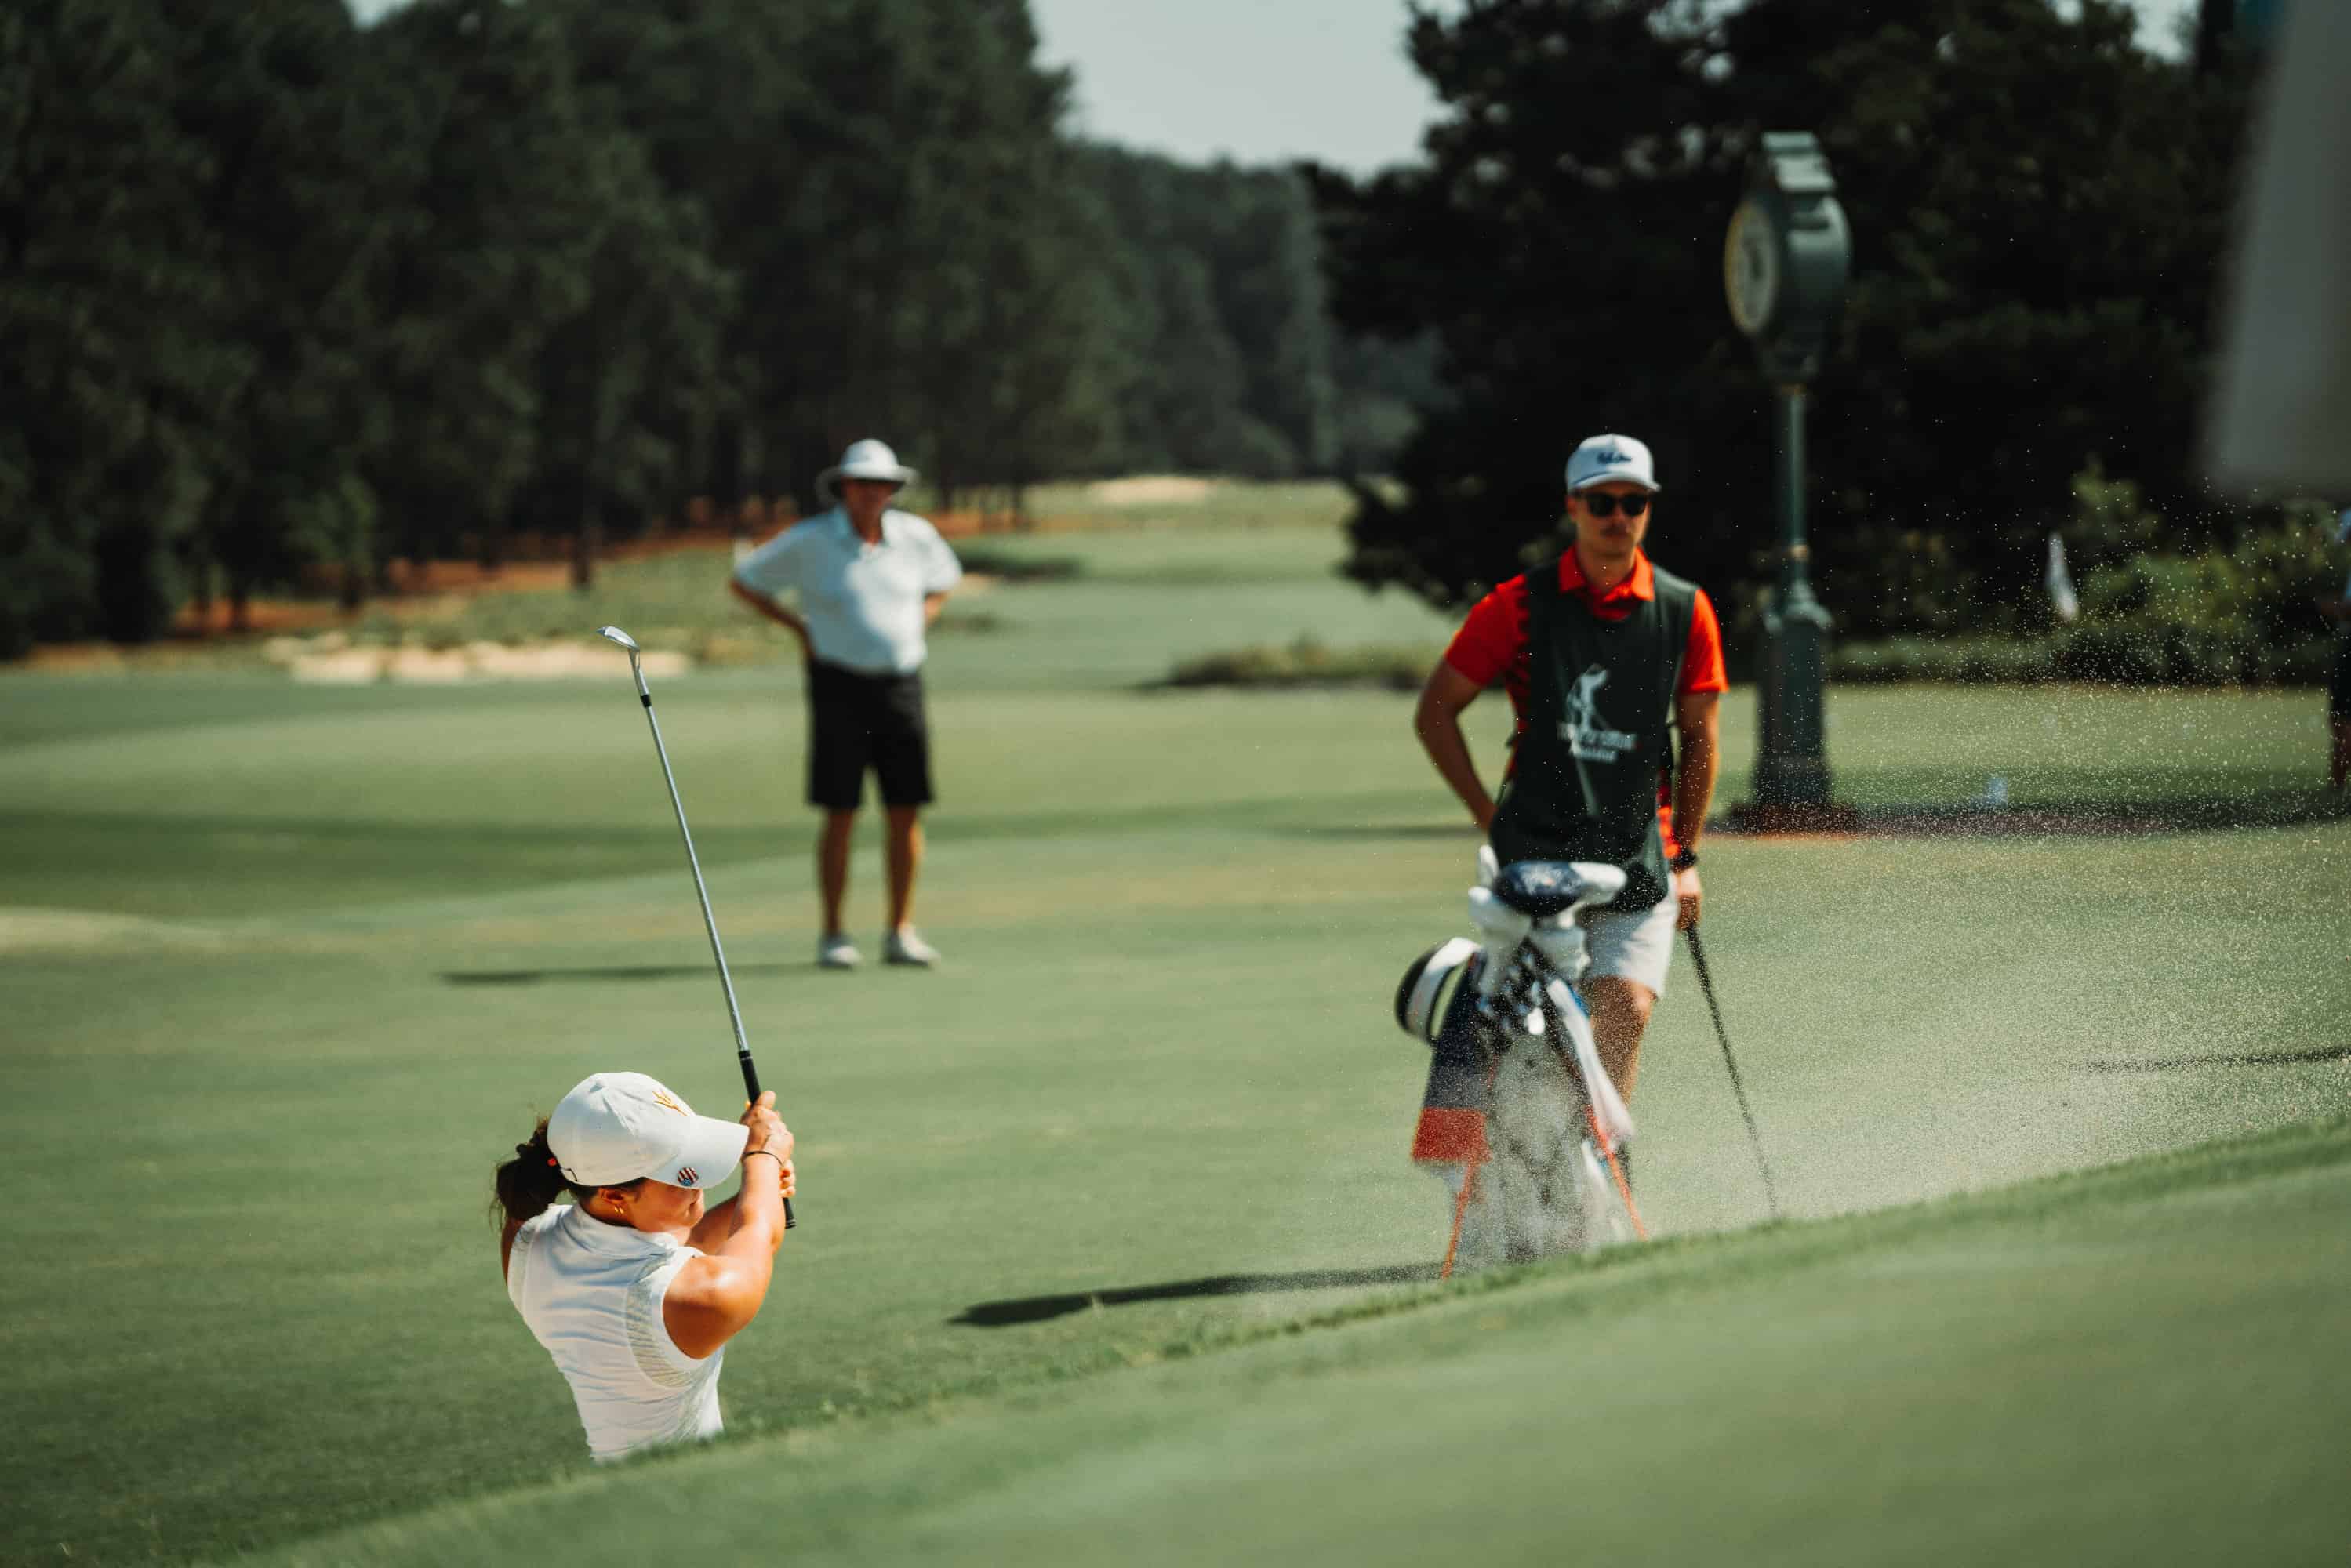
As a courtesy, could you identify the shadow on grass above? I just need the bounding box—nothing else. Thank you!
[1724,789,2348,840]
[442,962,808,985]
[1283,822,1477,840]
[2081,1044,2351,1074]
[953,1264,1439,1327]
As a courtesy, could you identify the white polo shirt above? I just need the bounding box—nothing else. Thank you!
[732,507,962,676]
[506,1203,728,1463]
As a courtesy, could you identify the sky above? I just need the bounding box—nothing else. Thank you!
[1028,0,2203,172]
[348,0,2206,176]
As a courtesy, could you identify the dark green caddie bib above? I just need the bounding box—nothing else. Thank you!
[1488,562,1697,913]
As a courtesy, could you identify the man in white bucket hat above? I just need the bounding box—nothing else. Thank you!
[730,438,963,969]
[495,1072,794,1462]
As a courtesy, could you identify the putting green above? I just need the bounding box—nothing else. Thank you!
[2,526,2346,1564]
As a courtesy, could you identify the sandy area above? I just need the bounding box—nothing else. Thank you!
[1082,476,1217,506]
[263,633,692,684]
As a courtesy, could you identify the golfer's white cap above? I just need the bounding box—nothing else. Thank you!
[1566,433,1660,492]
[547,1071,749,1191]
[816,437,918,499]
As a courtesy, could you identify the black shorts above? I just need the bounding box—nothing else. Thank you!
[805,659,933,811]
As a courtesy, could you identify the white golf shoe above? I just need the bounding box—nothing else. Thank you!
[884,927,939,967]
[817,932,861,970]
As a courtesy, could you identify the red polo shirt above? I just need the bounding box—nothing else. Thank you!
[1441,549,1727,848]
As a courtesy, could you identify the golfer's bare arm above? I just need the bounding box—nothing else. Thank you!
[684,1149,797,1254]
[922,589,950,627]
[665,1098,794,1359]
[729,578,811,649]
[1671,691,1721,852]
[1415,662,1497,829]
[1666,690,1721,929]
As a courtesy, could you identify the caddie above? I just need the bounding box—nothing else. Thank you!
[1412,433,1728,1138]
[730,438,962,969]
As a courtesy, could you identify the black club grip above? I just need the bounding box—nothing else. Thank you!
[740,1059,796,1230]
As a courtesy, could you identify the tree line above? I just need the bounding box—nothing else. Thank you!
[1,0,1423,654]
[14,0,2286,671]
[1313,0,2288,652]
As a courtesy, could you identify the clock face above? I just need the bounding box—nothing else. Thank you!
[1724,198,1782,337]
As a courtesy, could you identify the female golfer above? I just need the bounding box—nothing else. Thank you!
[492,1070,794,1462]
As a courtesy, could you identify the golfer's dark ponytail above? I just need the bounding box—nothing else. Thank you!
[493,1119,590,1225]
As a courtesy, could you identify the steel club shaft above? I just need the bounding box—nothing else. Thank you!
[598,626,795,1228]
[1685,925,1779,1221]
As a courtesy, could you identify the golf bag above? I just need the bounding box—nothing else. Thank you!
[1397,850,1641,1275]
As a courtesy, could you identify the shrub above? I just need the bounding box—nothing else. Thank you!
[1830,483,2345,688]
[1829,636,2058,685]
[1157,635,1433,691]
[952,547,1083,583]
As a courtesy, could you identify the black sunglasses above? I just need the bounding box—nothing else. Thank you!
[1579,492,1651,518]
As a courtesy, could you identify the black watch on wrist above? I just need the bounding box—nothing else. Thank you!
[1667,847,1699,873]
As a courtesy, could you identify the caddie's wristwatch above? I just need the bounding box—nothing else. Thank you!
[1668,848,1700,873]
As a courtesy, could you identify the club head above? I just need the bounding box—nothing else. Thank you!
[595,626,641,653]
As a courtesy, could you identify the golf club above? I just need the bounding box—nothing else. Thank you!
[1684,925,1780,1221]
[596,626,795,1228]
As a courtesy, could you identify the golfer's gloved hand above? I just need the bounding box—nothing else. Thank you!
[740,1091,795,1197]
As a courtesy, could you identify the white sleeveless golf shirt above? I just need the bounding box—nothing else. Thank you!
[506,1203,727,1462]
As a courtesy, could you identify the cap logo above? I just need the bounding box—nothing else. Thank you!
[650,1089,686,1116]
[1591,442,1630,466]
[674,1167,698,1185]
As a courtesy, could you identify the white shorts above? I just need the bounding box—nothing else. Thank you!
[1579,890,1677,997]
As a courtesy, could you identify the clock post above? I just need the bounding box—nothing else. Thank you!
[1724,132,1852,825]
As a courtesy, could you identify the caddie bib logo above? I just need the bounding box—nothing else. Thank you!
[1561,665,1638,763]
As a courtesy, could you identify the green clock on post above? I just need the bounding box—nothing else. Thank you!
[1727,132,1851,822]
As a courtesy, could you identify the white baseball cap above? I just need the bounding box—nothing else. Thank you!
[547,1071,750,1191]
[816,437,917,500]
[1565,434,1660,492]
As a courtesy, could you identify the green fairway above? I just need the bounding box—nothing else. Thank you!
[249,1120,2351,1568]
[3,522,2347,1564]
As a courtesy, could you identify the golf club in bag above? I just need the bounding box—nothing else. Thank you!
[1683,924,1779,1221]
[596,626,794,1229]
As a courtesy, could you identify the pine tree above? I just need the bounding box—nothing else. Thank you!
[1314,0,2252,631]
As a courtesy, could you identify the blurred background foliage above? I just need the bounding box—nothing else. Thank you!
[0,0,1429,653]
[2,0,2335,688]
[1310,0,2332,684]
